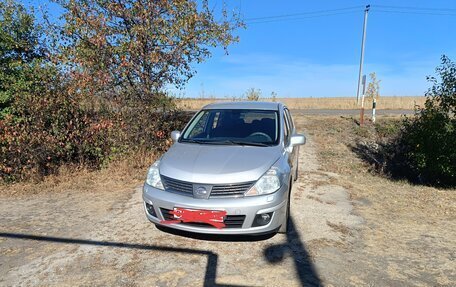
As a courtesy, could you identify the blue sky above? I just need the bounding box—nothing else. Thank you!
[25,0,456,98]
[185,0,456,98]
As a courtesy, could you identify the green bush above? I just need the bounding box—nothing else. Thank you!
[0,66,113,181]
[356,56,455,187]
[394,56,456,186]
[0,94,190,182]
[0,63,190,182]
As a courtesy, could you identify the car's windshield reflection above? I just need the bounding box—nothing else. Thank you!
[180,109,279,146]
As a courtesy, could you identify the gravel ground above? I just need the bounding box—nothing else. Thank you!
[0,115,453,287]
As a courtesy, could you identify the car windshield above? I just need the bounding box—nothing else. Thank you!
[180,109,279,146]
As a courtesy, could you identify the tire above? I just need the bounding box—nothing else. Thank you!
[278,181,291,234]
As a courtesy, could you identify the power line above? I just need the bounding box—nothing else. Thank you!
[373,9,456,16]
[242,4,456,25]
[372,4,456,12]
[245,6,364,21]
[245,10,361,24]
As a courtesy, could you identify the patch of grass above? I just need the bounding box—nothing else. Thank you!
[297,114,455,216]
[374,119,402,138]
[0,149,156,196]
[353,126,372,138]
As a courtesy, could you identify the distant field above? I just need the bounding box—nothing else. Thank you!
[177,96,426,110]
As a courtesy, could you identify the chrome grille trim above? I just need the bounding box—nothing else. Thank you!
[160,175,255,198]
[161,175,193,196]
[210,182,254,198]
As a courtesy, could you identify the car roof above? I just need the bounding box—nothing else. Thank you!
[202,101,283,111]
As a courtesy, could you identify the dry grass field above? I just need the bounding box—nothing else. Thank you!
[177,96,426,110]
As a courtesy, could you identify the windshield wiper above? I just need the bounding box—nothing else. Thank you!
[220,140,270,147]
[181,139,270,147]
[180,139,208,144]
[180,139,232,145]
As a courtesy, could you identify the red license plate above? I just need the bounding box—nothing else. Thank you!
[166,207,227,228]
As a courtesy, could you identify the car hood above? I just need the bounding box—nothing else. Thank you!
[159,143,282,184]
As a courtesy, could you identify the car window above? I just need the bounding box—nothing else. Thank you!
[283,111,291,146]
[284,108,294,132]
[184,111,210,139]
[180,109,279,146]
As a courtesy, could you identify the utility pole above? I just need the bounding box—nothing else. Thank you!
[356,5,370,105]
[360,75,366,126]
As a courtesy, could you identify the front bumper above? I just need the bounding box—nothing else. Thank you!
[142,183,289,235]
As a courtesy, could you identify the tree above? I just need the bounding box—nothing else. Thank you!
[0,0,45,118]
[425,55,456,115]
[56,0,243,104]
[245,88,261,101]
[365,72,380,100]
[271,91,277,102]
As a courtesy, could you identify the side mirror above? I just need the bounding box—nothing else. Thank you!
[290,134,306,146]
[171,130,181,142]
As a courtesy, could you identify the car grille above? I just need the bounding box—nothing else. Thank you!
[160,175,255,198]
[210,182,255,198]
[161,175,193,196]
[160,208,246,228]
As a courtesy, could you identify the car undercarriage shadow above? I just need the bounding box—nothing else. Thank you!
[1,216,321,286]
[155,224,277,242]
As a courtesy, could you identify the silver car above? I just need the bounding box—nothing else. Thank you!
[142,101,305,235]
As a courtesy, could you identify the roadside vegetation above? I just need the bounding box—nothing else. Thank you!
[353,56,455,187]
[0,0,453,189]
[0,0,241,183]
[244,88,262,101]
[297,113,454,286]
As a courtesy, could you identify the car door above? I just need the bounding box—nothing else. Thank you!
[283,108,298,179]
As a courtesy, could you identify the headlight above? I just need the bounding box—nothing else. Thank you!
[146,160,164,190]
[245,167,282,196]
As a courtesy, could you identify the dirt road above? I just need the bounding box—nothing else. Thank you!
[1,115,454,286]
[291,109,415,116]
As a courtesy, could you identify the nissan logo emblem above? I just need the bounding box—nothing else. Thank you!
[195,186,207,195]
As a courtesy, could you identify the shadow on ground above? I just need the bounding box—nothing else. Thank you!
[351,140,419,185]
[155,224,277,242]
[0,217,321,286]
[264,218,321,286]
